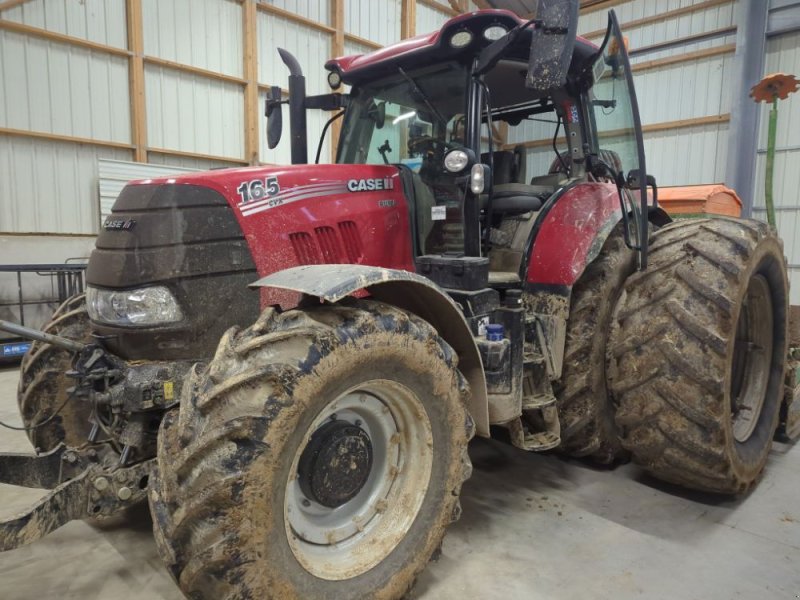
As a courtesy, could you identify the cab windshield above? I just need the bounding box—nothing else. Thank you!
[337,62,469,168]
[337,62,470,255]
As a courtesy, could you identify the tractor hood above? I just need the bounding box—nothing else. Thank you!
[87,163,415,360]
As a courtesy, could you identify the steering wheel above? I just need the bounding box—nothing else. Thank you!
[407,136,456,157]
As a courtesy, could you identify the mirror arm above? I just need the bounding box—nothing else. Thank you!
[305,93,349,111]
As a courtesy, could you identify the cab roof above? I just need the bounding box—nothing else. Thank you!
[325,9,598,86]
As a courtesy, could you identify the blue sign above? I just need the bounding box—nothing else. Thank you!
[2,342,31,357]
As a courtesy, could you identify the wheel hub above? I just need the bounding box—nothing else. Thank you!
[298,420,373,508]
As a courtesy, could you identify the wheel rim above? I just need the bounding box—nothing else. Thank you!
[284,380,433,581]
[730,274,774,443]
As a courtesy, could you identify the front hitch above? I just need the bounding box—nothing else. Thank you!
[0,316,167,552]
[0,444,154,551]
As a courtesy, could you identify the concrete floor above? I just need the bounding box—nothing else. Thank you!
[0,367,798,600]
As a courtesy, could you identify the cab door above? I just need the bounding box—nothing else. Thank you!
[587,11,652,268]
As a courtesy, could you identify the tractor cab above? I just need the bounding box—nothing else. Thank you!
[269,4,653,282]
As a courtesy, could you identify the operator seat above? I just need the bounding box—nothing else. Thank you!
[547,149,623,180]
[480,147,550,214]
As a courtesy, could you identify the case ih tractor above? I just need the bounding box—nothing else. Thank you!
[0,2,795,599]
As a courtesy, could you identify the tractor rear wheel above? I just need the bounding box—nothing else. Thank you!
[556,228,634,464]
[608,218,788,493]
[17,294,93,451]
[149,300,473,600]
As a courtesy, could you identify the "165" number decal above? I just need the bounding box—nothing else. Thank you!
[237,176,280,204]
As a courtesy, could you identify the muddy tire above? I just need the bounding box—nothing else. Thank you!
[149,300,474,600]
[608,218,788,493]
[17,294,93,451]
[556,229,634,464]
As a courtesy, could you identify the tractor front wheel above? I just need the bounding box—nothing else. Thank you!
[608,218,788,493]
[149,300,473,600]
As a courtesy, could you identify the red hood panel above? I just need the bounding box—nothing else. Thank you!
[130,164,415,307]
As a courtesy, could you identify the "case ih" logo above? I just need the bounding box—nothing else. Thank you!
[347,178,394,192]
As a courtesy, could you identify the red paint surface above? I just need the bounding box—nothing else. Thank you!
[526,182,622,286]
[129,164,414,306]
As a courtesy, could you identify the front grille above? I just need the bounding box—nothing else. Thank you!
[86,183,260,360]
[338,220,364,262]
[290,231,320,265]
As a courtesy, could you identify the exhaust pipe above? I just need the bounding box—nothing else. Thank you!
[278,48,308,165]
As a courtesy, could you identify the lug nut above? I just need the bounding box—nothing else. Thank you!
[117,486,132,501]
[93,477,109,491]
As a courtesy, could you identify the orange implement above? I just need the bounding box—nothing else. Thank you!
[658,184,742,218]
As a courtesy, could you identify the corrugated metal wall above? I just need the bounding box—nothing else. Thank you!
[0,32,131,143]
[2,0,786,247]
[0,0,133,235]
[142,0,243,76]
[512,0,738,186]
[416,2,452,34]
[0,137,130,234]
[345,0,402,46]
[1,0,468,238]
[755,26,800,304]
[145,67,246,159]
[257,8,332,165]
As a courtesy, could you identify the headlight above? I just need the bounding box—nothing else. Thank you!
[444,149,469,173]
[483,25,508,41]
[87,286,183,326]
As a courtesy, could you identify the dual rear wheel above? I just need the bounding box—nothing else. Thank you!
[559,217,788,493]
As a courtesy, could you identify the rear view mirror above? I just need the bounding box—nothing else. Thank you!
[525,0,579,92]
[265,86,283,149]
[367,100,386,129]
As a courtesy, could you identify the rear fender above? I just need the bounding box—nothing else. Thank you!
[525,182,672,288]
[525,182,621,288]
[251,265,490,437]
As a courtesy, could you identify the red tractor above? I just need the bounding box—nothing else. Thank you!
[0,2,794,598]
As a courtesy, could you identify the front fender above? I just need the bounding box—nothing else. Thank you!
[251,265,490,437]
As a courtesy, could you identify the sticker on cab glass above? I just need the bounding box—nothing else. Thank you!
[431,206,446,221]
